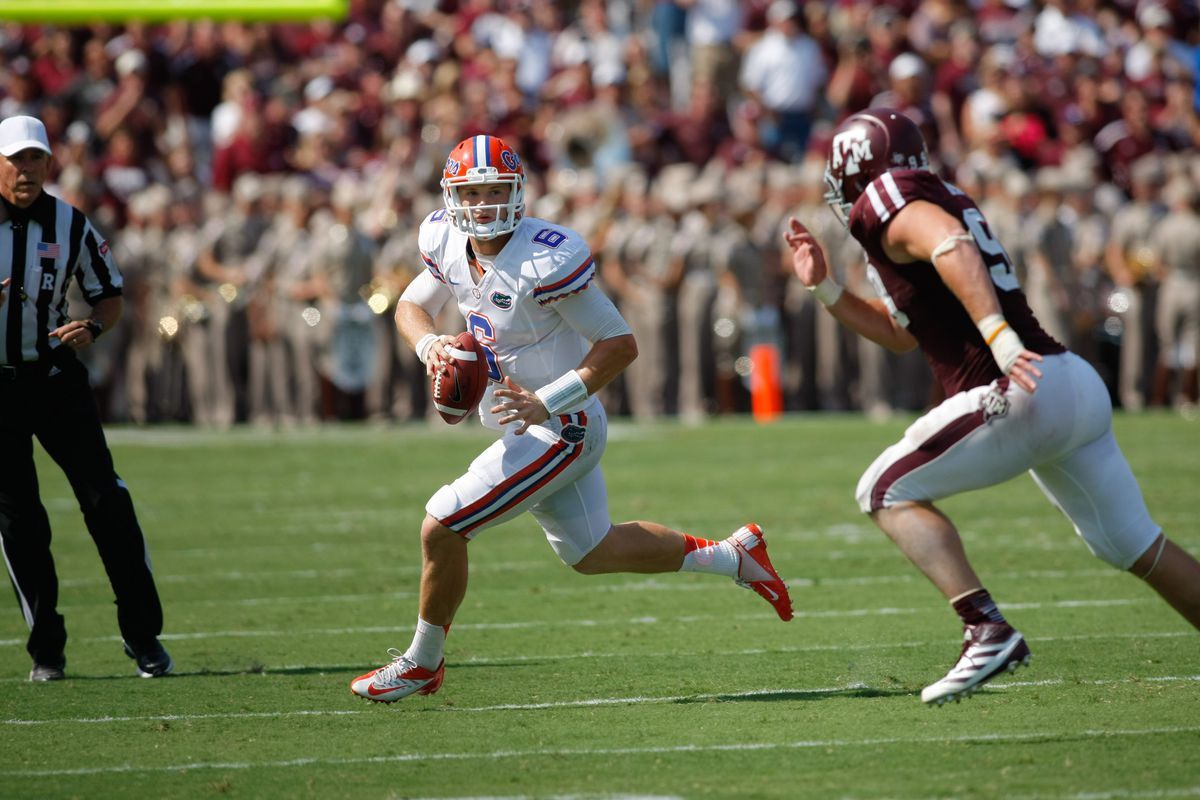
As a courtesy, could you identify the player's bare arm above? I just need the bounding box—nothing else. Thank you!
[883,201,1044,392]
[492,333,637,435]
[784,217,917,353]
[395,298,453,376]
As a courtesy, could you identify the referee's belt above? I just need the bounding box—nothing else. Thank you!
[0,348,77,381]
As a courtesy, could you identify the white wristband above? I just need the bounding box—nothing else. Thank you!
[977,313,1025,373]
[534,370,589,416]
[415,333,439,364]
[807,275,844,307]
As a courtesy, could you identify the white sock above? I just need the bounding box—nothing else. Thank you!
[679,534,740,577]
[405,617,448,669]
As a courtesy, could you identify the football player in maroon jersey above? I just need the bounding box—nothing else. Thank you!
[785,108,1200,705]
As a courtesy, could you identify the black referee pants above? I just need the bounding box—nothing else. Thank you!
[0,356,163,664]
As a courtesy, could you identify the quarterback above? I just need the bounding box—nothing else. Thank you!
[786,109,1200,705]
[350,135,793,702]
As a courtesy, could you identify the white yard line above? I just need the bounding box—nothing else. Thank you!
[2,629,1189,679]
[0,597,1167,649]
[5,673,1198,726]
[53,592,417,611]
[850,787,1200,800]
[415,791,1200,800]
[58,560,550,588]
[441,630,1192,667]
[5,725,1199,778]
[1,685,866,726]
[410,796,682,800]
[1037,789,1200,800]
[53,565,1121,597]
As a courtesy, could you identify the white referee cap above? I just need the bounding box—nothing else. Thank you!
[0,115,52,157]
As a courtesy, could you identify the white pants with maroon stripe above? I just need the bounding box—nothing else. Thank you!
[856,352,1160,569]
[427,398,610,566]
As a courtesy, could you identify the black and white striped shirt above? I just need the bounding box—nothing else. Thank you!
[1,190,122,366]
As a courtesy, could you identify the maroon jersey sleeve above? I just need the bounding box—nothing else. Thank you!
[848,169,1064,396]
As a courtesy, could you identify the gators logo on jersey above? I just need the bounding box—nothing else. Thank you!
[490,291,513,310]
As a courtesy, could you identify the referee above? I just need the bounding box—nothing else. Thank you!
[0,115,171,681]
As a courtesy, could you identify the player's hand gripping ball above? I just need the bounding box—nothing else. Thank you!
[432,332,489,424]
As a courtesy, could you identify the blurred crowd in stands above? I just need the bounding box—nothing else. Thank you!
[2,0,1198,425]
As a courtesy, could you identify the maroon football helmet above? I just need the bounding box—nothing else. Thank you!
[823,108,931,226]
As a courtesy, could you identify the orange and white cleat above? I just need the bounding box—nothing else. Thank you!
[729,524,794,621]
[350,649,445,703]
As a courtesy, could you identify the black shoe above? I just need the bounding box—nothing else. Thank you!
[29,658,66,682]
[123,638,174,678]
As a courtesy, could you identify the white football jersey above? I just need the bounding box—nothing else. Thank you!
[418,212,600,430]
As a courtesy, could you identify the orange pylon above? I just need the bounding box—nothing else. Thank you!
[749,343,783,422]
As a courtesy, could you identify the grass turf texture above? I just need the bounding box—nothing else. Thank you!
[1,413,1196,799]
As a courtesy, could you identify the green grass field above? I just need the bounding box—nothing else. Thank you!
[1,413,1197,799]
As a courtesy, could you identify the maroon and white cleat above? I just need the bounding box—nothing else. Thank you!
[921,622,1031,705]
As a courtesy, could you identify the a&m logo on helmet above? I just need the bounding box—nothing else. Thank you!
[830,129,873,178]
[500,149,520,171]
[444,158,461,176]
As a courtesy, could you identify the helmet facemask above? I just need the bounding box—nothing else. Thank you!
[441,170,525,241]
[823,164,853,229]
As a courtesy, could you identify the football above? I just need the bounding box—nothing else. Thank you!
[432,331,489,424]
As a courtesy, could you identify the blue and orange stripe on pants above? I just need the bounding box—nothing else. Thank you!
[441,411,589,536]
